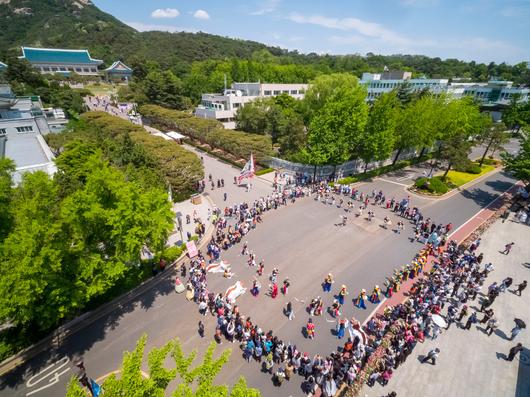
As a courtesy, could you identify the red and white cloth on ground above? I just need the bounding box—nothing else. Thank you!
[226,281,246,302]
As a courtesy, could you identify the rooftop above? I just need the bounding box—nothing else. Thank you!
[5,133,53,168]
[104,60,132,72]
[20,47,103,65]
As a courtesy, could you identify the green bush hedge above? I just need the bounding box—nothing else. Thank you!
[161,245,185,262]
[415,176,450,194]
[255,167,274,176]
[140,104,273,164]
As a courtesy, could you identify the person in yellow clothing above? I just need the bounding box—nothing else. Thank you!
[337,285,348,305]
[356,289,367,309]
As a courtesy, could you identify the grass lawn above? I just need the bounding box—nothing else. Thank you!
[84,82,117,96]
[445,164,495,187]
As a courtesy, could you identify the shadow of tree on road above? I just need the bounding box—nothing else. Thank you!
[0,269,176,391]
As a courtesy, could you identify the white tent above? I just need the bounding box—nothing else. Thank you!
[166,131,186,140]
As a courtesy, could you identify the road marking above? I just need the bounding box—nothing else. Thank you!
[396,175,413,181]
[375,178,409,187]
[26,357,70,396]
[361,298,387,326]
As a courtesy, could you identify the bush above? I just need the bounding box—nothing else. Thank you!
[455,162,481,174]
[415,176,450,194]
[161,245,184,262]
[255,167,274,176]
[482,158,499,166]
[139,105,273,164]
[337,176,359,185]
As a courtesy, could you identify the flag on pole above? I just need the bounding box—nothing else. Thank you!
[237,153,255,183]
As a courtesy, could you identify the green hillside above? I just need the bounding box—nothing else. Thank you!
[0,0,528,85]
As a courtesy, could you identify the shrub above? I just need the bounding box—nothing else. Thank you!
[415,176,450,194]
[255,167,274,176]
[455,162,481,174]
[482,158,499,166]
[139,105,273,164]
[161,245,184,262]
[337,176,359,185]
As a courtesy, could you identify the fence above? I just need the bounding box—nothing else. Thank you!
[267,147,424,180]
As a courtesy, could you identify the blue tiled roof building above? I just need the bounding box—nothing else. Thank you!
[19,47,103,76]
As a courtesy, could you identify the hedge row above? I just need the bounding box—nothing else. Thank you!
[139,104,273,164]
[81,112,204,200]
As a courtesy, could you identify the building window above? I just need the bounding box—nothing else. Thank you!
[75,68,82,72]
[90,68,97,73]
[83,68,90,72]
[16,126,33,133]
[264,90,271,95]
[51,67,58,72]
[59,67,67,71]
[290,90,298,95]
[273,90,281,95]
[0,128,6,136]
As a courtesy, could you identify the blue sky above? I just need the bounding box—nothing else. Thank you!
[92,0,530,64]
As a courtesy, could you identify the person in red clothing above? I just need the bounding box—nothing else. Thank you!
[306,318,315,339]
[271,282,278,298]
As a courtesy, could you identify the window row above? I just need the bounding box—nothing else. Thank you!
[38,66,98,73]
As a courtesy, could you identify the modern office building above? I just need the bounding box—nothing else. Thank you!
[360,72,449,101]
[19,46,103,76]
[195,82,309,129]
[0,84,65,184]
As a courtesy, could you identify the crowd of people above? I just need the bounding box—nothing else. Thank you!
[86,95,142,125]
[175,176,524,396]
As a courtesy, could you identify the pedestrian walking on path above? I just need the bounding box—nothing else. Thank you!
[505,343,523,361]
[285,302,294,320]
[198,320,205,338]
[356,289,368,309]
[421,348,440,365]
[509,323,524,341]
[515,280,527,296]
[501,242,515,255]
[464,312,478,330]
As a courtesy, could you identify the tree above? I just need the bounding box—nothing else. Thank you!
[0,155,174,332]
[477,121,509,166]
[439,134,473,178]
[503,131,530,187]
[302,73,361,123]
[66,335,260,396]
[306,85,368,172]
[0,158,15,240]
[359,92,399,169]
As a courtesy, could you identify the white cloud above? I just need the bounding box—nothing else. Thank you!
[250,0,281,15]
[193,9,210,20]
[288,12,415,47]
[126,21,197,33]
[151,8,180,19]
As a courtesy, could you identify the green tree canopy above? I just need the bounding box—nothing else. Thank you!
[66,335,260,397]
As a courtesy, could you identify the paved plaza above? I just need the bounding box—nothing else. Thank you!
[1,140,522,397]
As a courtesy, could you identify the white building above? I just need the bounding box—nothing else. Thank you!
[360,72,449,101]
[0,85,65,184]
[195,82,309,129]
[459,80,529,105]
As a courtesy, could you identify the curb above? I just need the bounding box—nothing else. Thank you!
[0,194,217,377]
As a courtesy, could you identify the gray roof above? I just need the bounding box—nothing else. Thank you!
[5,133,51,167]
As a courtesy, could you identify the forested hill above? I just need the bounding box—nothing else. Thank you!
[0,0,282,66]
[0,0,528,84]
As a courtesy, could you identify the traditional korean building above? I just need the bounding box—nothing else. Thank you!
[104,60,133,82]
[19,46,103,76]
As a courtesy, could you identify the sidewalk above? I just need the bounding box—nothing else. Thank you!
[364,217,530,397]
[167,195,213,246]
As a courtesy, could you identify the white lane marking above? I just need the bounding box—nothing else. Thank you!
[26,357,70,396]
[376,178,409,187]
[361,298,388,326]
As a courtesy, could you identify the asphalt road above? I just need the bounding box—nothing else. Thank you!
[1,146,518,397]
